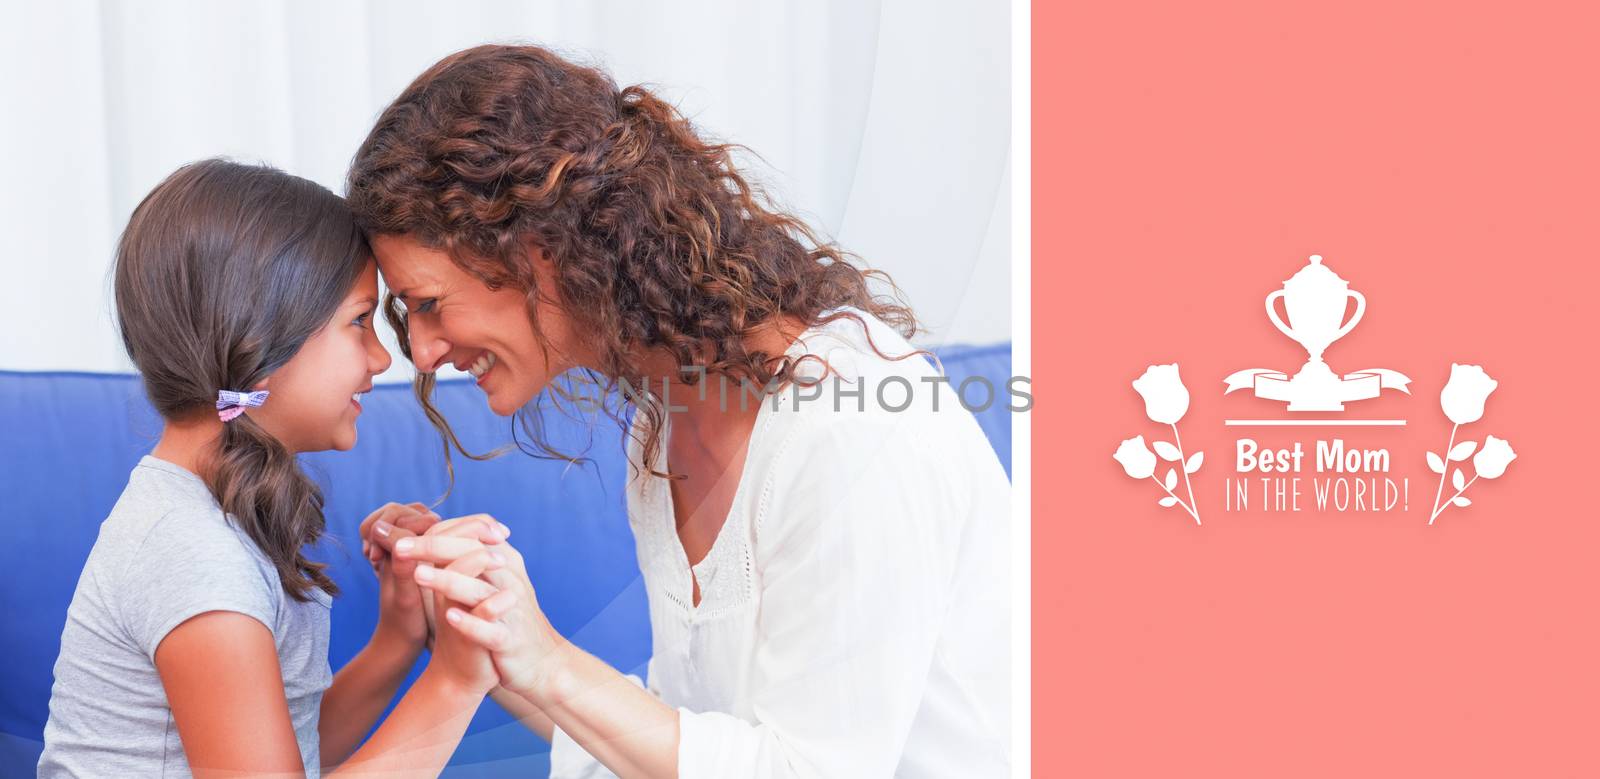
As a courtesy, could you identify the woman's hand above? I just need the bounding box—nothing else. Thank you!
[420,545,507,696]
[395,526,568,702]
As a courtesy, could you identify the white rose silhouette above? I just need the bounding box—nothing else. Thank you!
[1440,363,1498,425]
[1115,363,1203,525]
[1429,363,1515,525]
[1132,364,1190,425]
[1113,436,1157,479]
[1473,435,1517,479]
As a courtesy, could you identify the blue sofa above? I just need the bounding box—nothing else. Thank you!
[0,343,1010,778]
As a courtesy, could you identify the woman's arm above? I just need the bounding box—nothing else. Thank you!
[514,640,679,778]
[480,659,668,767]
[489,684,556,742]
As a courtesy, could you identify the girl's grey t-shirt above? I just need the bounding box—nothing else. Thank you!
[38,456,333,778]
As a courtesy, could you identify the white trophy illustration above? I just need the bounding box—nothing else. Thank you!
[1224,255,1411,411]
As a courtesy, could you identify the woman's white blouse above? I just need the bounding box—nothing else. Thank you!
[550,310,1011,777]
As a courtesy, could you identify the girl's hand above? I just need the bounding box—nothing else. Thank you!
[359,503,438,650]
[397,532,567,701]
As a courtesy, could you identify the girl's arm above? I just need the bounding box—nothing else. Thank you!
[156,611,307,778]
[157,510,510,778]
[329,550,505,776]
[159,607,494,779]
[317,597,423,767]
[327,664,485,776]
[319,503,440,765]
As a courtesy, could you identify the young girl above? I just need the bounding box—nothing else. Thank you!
[38,159,505,778]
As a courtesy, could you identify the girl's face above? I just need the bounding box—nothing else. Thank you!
[252,260,392,452]
[371,235,582,416]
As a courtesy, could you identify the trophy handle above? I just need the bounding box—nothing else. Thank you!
[1335,290,1366,340]
[1265,290,1295,340]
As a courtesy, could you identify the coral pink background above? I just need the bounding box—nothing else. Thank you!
[1034,1,1600,775]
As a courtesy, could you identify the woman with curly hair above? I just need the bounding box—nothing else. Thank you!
[351,44,1010,778]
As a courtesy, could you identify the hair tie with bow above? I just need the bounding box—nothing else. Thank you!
[216,390,270,422]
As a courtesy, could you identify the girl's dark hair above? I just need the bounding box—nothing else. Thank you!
[347,43,921,478]
[114,158,368,601]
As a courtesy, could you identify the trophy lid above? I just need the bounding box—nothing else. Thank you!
[1282,254,1351,289]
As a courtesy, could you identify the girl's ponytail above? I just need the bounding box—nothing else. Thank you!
[206,409,338,602]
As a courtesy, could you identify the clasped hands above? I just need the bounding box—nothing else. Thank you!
[357,503,566,701]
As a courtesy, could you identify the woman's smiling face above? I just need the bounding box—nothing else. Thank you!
[371,234,581,416]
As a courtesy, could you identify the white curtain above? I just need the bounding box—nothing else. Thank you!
[0,0,1009,381]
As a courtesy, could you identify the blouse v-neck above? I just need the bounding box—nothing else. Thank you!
[656,405,774,612]
[633,330,804,617]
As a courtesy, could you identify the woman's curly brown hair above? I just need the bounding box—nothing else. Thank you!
[347,43,922,480]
